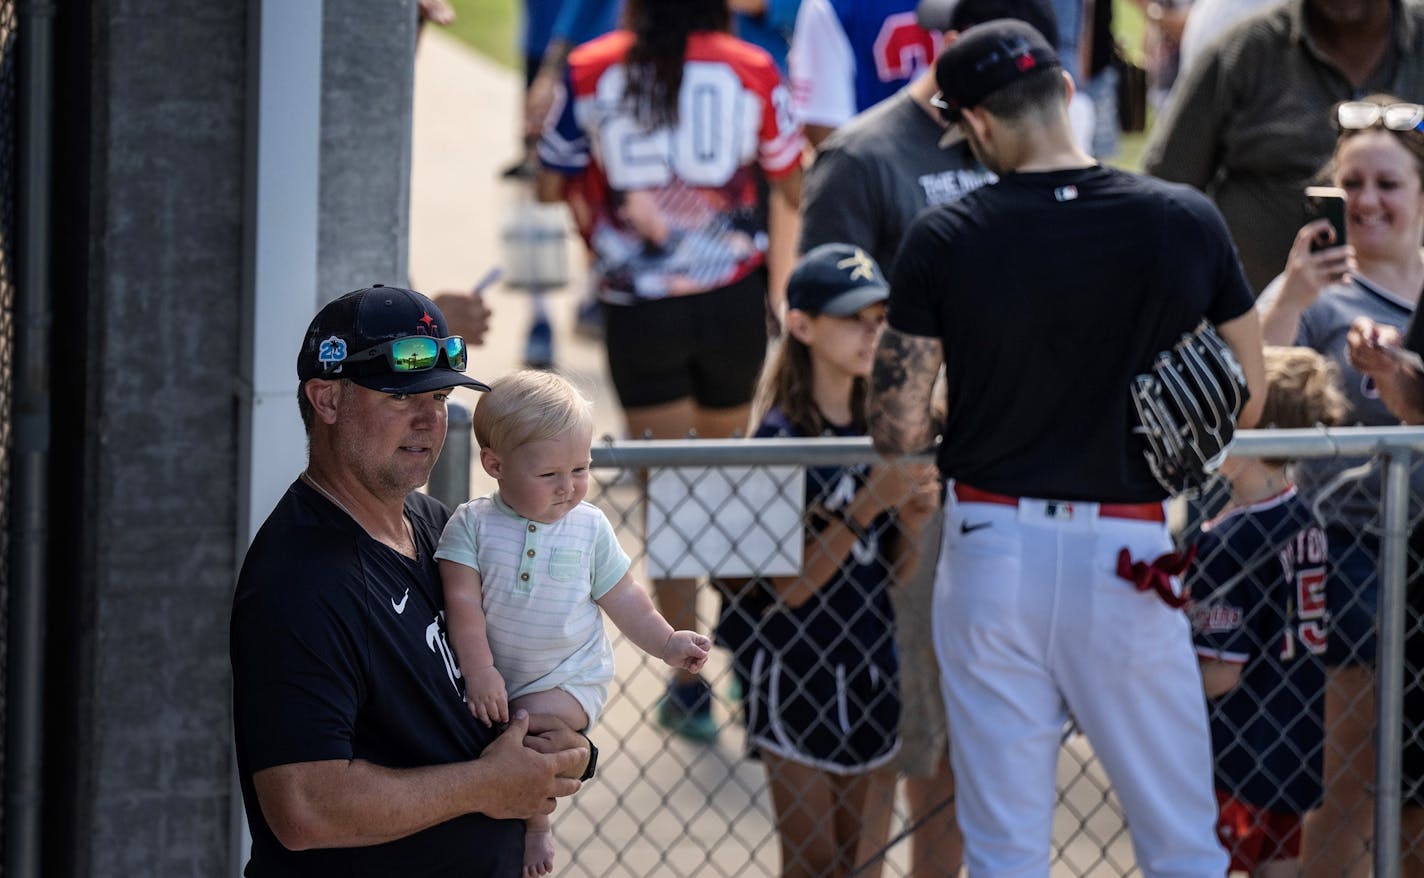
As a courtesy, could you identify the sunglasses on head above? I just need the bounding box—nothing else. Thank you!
[347,335,469,374]
[1335,101,1424,132]
[929,91,961,123]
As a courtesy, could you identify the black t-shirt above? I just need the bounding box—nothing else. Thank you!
[230,480,522,877]
[888,164,1254,502]
[799,90,995,272]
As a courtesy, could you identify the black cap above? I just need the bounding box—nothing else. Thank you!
[933,18,1061,122]
[916,0,1059,49]
[787,244,889,316]
[296,285,492,394]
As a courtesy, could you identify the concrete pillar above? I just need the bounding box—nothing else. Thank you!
[65,1,418,875]
[318,0,416,297]
[79,4,247,875]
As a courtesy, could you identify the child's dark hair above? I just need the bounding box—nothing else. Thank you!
[748,333,868,437]
[1259,346,1350,464]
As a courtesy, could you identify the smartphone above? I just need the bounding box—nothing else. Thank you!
[1305,186,1347,252]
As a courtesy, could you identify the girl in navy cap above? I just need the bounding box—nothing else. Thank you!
[717,244,939,877]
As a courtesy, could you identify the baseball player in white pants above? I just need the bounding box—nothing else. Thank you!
[934,488,1222,876]
[865,19,1266,877]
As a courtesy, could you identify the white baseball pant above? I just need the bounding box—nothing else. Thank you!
[933,484,1227,878]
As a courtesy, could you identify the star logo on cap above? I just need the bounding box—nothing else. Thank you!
[836,248,877,282]
[417,310,435,336]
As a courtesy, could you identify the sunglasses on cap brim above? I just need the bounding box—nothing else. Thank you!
[929,91,963,124]
[1335,101,1424,132]
[346,335,469,374]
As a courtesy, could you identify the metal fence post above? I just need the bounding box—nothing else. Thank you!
[427,399,472,510]
[1377,447,1411,878]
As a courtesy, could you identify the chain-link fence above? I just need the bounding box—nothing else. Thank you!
[436,427,1424,877]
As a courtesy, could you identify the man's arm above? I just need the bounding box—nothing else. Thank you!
[766,169,804,328]
[1214,307,1266,429]
[867,327,944,456]
[253,712,586,851]
[1141,47,1228,188]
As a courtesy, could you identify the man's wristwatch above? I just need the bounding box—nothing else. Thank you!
[577,731,598,781]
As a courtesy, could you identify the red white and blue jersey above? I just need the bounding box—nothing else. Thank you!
[539,30,803,301]
[788,0,939,128]
[1188,487,1328,814]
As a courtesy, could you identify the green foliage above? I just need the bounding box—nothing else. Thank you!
[440,0,521,69]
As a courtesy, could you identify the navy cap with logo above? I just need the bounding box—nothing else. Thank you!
[787,244,890,317]
[932,18,1062,122]
[296,285,492,394]
[915,0,1059,52]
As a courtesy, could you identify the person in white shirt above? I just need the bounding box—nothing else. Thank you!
[435,369,711,878]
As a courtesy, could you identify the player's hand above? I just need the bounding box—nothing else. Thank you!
[465,666,509,727]
[1277,219,1354,310]
[523,714,591,780]
[417,0,455,25]
[1347,316,1408,378]
[864,462,938,511]
[475,711,584,819]
[662,630,711,673]
[432,289,492,347]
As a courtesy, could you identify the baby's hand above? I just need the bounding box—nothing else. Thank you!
[663,630,711,673]
[465,666,509,727]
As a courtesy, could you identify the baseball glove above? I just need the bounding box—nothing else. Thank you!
[1130,320,1249,497]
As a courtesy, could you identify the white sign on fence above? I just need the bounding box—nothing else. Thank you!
[645,465,804,579]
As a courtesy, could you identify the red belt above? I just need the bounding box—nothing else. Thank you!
[952,483,1165,523]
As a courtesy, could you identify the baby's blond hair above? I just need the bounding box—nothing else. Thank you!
[472,370,594,453]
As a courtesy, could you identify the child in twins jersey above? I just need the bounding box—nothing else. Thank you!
[434,370,710,878]
[1187,346,1350,877]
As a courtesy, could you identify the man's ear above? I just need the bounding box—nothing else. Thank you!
[306,379,343,426]
[961,105,990,144]
[479,446,503,480]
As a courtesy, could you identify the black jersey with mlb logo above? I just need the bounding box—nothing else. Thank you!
[886,164,1254,502]
[231,480,522,877]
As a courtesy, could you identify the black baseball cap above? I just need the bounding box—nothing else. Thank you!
[916,0,1059,49]
[787,244,889,316]
[933,18,1062,122]
[296,284,491,394]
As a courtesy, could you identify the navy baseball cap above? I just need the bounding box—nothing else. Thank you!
[787,244,890,316]
[916,0,1059,49]
[933,18,1062,122]
[297,285,491,394]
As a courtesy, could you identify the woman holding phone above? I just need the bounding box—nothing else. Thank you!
[1257,94,1424,874]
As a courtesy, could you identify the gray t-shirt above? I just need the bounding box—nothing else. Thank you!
[799,89,996,272]
[1258,273,1422,527]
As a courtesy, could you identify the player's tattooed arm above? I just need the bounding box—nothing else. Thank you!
[868,327,943,456]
